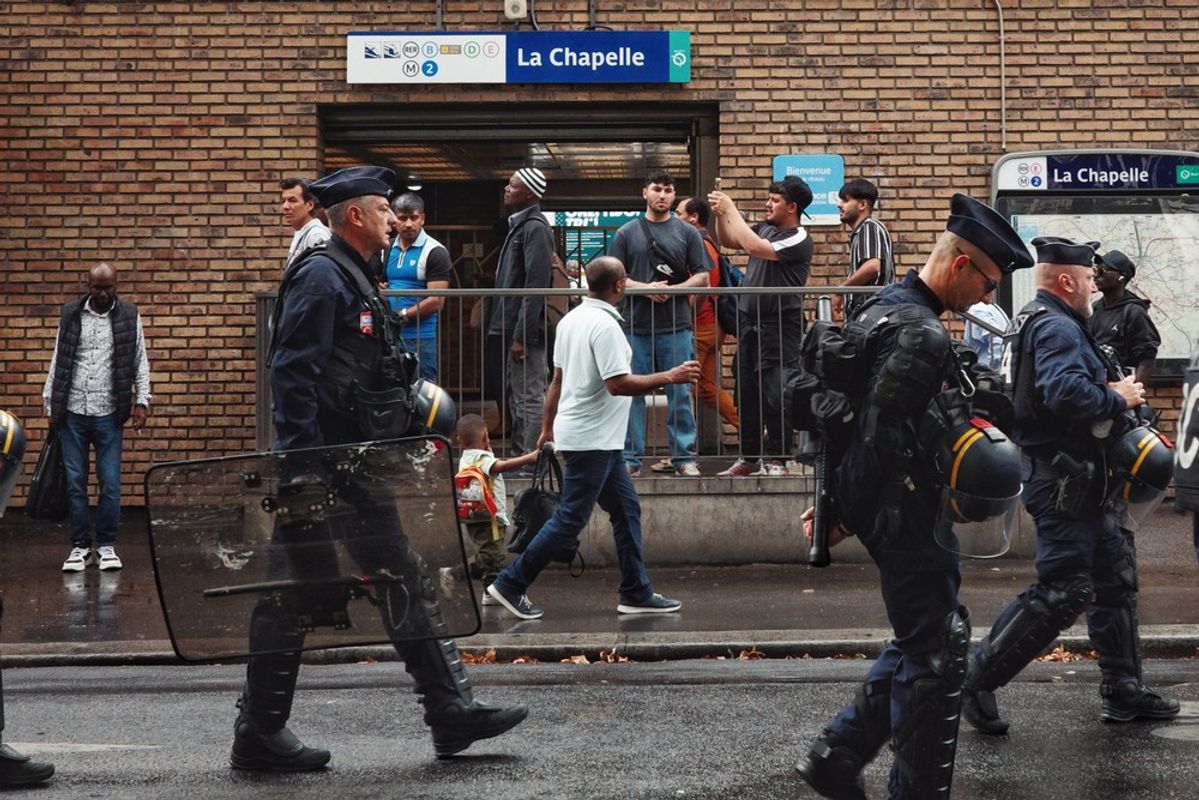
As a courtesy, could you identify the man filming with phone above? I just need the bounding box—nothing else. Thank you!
[608,170,711,477]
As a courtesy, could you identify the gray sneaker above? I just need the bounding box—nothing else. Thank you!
[616,593,683,615]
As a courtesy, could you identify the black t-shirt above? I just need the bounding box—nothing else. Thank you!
[609,215,709,333]
[740,224,813,321]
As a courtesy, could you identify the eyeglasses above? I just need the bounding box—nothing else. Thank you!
[967,259,1000,294]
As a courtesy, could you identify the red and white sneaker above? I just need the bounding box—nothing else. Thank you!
[717,459,758,477]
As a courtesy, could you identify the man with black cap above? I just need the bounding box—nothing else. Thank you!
[708,176,813,476]
[962,236,1179,737]
[236,166,527,771]
[793,193,1033,800]
[486,167,554,464]
[1090,249,1160,385]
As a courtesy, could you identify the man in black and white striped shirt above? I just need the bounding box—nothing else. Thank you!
[835,178,895,319]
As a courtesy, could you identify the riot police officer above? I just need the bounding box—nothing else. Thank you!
[962,237,1179,734]
[795,195,1034,799]
[0,411,55,786]
[233,166,527,771]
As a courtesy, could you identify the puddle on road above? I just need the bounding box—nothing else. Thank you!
[1151,700,1199,741]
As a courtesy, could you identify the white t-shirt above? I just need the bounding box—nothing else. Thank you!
[552,297,633,451]
[458,448,511,526]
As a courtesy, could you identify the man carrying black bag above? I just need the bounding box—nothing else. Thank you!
[486,256,700,620]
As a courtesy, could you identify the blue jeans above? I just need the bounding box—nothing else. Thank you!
[491,450,653,605]
[59,411,124,548]
[399,331,439,383]
[624,330,697,469]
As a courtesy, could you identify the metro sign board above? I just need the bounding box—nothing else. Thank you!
[347,30,690,85]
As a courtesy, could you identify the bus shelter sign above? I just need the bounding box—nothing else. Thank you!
[347,31,691,84]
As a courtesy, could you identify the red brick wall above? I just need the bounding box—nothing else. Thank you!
[2,1,1196,502]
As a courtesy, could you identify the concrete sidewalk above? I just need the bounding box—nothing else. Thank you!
[1,508,1196,665]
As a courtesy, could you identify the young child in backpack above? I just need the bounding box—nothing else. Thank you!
[454,414,539,604]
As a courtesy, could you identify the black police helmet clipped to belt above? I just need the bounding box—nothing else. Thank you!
[938,418,1023,523]
[1109,424,1173,504]
[411,379,457,438]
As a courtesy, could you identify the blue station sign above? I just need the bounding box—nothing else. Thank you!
[347,30,691,84]
[995,151,1199,192]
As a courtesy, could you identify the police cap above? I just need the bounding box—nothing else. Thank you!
[308,166,396,208]
[946,194,1034,274]
[1097,249,1136,281]
[1030,236,1099,268]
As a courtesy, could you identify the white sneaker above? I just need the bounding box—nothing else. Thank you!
[757,461,786,476]
[95,546,123,571]
[62,547,91,573]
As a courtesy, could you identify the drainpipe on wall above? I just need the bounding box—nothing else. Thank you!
[993,0,1008,152]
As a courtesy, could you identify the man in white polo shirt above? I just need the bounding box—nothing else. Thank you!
[487,257,700,620]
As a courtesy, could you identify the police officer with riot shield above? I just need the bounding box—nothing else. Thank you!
[0,411,55,786]
[794,195,1033,799]
[962,236,1179,737]
[233,166,526,771]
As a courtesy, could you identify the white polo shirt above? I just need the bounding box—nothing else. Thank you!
[551,297,633,452]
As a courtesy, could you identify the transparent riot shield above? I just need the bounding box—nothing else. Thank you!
[143,436,480,662]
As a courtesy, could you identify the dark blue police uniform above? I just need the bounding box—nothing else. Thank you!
[233,166,526,772]
[270,235,388,450]
[798,194,1035,800]
[822,272,965,799]
[963,239,1179,735]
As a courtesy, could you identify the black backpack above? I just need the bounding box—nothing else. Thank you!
[704,235,744,334]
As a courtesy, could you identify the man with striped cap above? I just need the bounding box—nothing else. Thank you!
[486,167,555,465]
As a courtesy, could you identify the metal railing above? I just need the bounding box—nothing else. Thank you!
[254,285,882,474]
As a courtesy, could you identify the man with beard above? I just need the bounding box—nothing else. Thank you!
[962,237,1179,737]
[709,176,812,476]
[44,262,151,573]
[1089,249,1160,385]
[383,191,451,382]
[486,168,554,462]
[834,178,894,319]
[609,171,710,477]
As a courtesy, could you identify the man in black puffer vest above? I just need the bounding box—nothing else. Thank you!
[43,262,151,574]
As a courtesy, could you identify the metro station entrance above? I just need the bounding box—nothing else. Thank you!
[314,102,727,450]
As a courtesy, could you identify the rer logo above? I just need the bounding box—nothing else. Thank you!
[1177,165,1199,185]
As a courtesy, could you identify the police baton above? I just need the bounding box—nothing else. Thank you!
[808,295,834,568]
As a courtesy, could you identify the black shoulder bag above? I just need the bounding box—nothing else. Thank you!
[637,217,691,285]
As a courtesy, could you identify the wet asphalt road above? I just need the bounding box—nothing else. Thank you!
[3,658,1198,799]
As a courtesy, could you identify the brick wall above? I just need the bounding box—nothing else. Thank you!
[2,0,1196,503]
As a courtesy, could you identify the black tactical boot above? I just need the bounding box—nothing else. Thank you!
[1100,677,1181,723]
[0,743,54,786]
[231,714,331,772]
[961,685,1010,735]
[426,700,528,758]
[795,734,868,800]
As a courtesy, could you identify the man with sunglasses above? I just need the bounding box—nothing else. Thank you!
[963,236,1179,737]
[795,195,1033,800]
[1089,249,1160,385]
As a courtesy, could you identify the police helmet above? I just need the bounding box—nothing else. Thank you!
[932,417,1023,557]
[411,379,456,438]
[0,410,28,517]
[1109,424,1173,504]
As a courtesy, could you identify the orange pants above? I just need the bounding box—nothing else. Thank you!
[694,321,739,428]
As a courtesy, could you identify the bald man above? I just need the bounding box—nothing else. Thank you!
[44,263,151,573]
[486,256,699,620]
